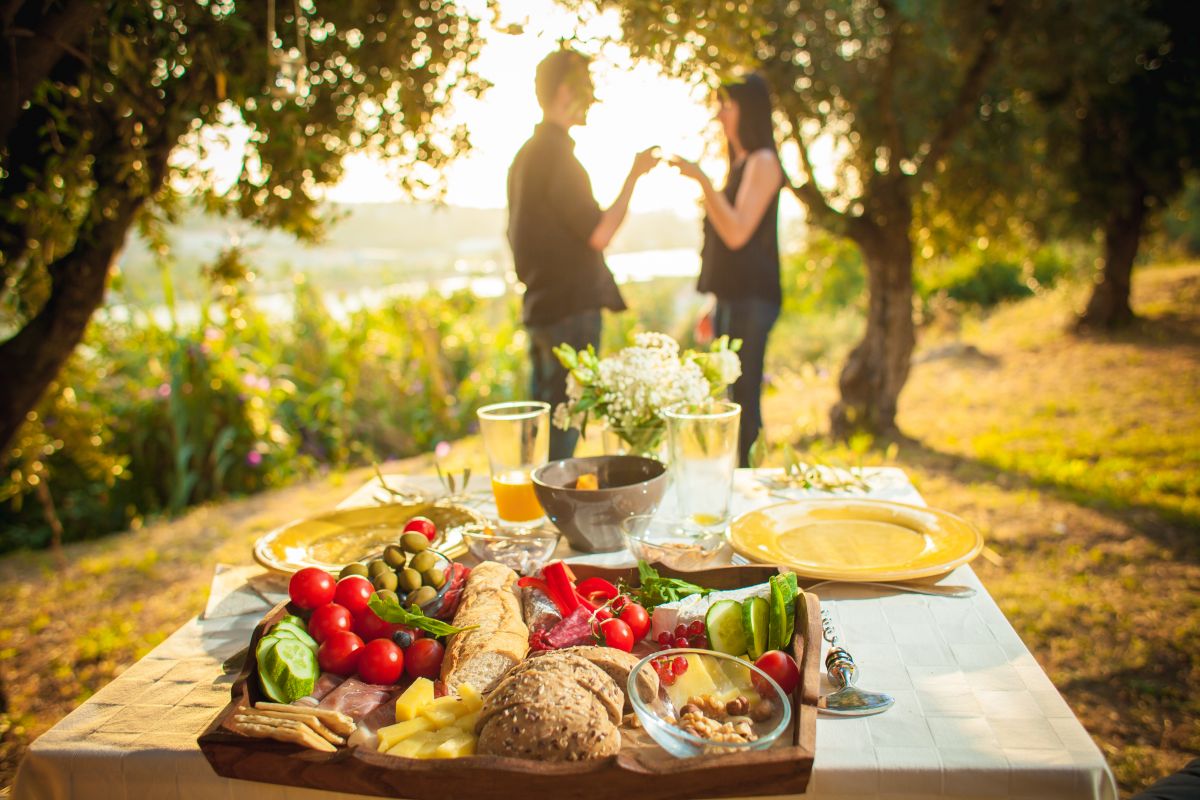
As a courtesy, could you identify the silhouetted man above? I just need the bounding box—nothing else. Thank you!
[507,48,656,460]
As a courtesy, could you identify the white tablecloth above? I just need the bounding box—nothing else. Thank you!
[13,469,1118,800]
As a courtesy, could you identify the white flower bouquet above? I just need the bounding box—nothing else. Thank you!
[552,332,742,457]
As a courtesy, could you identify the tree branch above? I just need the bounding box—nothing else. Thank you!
[917,0,1017,177]
[0,0,100,145]
[780,105,851,235]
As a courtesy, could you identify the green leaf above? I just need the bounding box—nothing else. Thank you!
[367,593,477,638]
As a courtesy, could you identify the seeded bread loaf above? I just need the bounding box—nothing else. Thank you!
[475,652,624,761]
[439,561,529,695]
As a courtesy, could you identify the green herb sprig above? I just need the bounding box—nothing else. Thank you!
[367,593,477,638]
[619,560,714,610]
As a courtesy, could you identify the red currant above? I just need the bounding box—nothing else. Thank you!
[674,624,687,639]
[672,656,689,675]
[660,669,676,686]
[688,620,705,637]
[657,631,672,645]
[673,636,690,649]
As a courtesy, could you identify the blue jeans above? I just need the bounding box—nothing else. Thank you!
[713,297,780,467]
[527,310,602,461]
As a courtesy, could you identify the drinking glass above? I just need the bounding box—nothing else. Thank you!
[664,400,740,531]
[476,401,550,524]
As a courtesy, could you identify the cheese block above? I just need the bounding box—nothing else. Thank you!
[395,678,435,721]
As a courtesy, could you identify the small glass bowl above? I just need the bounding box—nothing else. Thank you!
[462,524,560,575]
[621,515,730,570]
[628,648,792,758]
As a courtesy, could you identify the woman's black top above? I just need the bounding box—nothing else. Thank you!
[697,151,782,306]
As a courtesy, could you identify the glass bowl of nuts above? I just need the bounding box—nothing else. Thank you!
[627,648,792,758]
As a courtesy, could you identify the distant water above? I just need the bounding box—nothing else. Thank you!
[102,248,701,327]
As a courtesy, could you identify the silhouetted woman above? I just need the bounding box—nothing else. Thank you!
[671,73,784,466]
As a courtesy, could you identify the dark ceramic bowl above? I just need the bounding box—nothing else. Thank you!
[531,455,668,553]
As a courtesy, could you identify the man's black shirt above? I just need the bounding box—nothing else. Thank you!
[507,122,626,327]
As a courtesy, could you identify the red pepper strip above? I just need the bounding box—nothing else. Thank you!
[575,592,599,613]
[575,577,619,601]
[517,576,549,592]
[542,561,580,614]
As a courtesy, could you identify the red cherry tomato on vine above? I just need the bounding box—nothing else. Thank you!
[288,567,335,610]
[333,575,374,617]
[308,603,353,643]
[404,638,445,680]
[404,516,438,543]
[618,602,650,642]
[357,639,404,684]
[753,650,800,695]
[596,618,634,652]
[318,631,365,676]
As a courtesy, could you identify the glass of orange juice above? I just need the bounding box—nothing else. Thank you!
[476,401,550,524]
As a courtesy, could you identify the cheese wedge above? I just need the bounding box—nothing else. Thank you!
[395,678,436,721]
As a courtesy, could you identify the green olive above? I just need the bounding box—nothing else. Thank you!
[409,586,438,607]
[375,589,399,606]
[373,571,399,592]
[400,532,429,554]
[422,567,446,589]
[383,544,407,569]
[409,550,438,573]
[367,559,391,578]
[397,567,423,593]
[339,562,369,580]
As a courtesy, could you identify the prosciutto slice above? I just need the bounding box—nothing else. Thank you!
[345,688,404,750]
[317,677,395,722]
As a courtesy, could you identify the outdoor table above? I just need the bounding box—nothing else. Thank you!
[12,468,1118,800]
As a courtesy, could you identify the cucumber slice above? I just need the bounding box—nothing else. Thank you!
[775,574,798,647]
[705,599,748,656]
[742,596,769,659]
[256,634,317,703]
[271,621,317,650]
[768,575,796,652]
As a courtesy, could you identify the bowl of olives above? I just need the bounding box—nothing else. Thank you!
[338,531,454,615]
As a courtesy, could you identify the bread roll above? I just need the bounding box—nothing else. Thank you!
[440,561,529,694]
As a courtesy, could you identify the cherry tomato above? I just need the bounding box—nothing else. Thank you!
[753,650,800,695]
[333,575,374,617]
[308,603,353,643]
[357,639,405,684]
[318,631,365,675]
[403,516,438,543]
[404,638,445,680]
[618,602,650,641]
[288,567,335,610]
[597,618,634,652]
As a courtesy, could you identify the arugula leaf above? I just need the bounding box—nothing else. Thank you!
[624,560,714,609]
[367,594,477,638]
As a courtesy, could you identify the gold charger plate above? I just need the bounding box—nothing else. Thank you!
[253,502,488,574]
[729,499,983,582]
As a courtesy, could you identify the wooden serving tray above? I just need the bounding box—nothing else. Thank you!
[199,563,820,799]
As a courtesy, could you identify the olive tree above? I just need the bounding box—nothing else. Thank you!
[603,0,1030,435]
[0,0,487,457]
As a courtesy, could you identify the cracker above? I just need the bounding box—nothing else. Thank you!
[253,701,356,736]
[236,709,345,745]
[231,714,337,752]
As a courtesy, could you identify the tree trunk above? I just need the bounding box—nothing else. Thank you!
[830,213,916,438]
[1079,189,1146,330]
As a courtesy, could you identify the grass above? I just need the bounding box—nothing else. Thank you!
[2,264,1198,796]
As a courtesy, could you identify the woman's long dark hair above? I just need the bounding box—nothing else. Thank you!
[722,73,779,165]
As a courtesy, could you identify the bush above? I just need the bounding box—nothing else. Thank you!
[917,243,1077,310]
